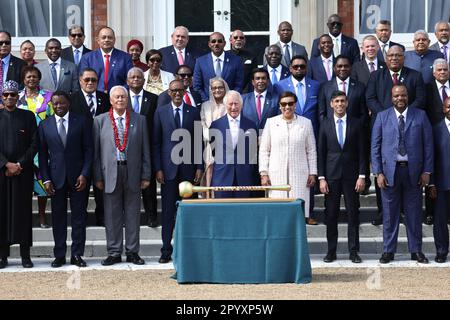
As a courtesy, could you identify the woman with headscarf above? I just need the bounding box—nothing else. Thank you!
[143,49,174,96]
[127,39,149,72]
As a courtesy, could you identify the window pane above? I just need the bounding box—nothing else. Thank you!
[359,0,391,34]
[185,36,210,53]
[428,0,450,31]
[0,0,16,37]
[175,0,214,33]
[52,0,85,37]
[18,0,50,37]
[231,0,269,32]
[393,0,425,33]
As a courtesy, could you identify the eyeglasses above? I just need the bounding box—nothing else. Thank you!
[386,54,403,58]
[177,73,192,78]
[211,86,225,91]
[70,33,84,38]
[83,77,98,83]
[2,92,18,98]
[0,41,11,46]
[280,101,296,108]
[233,36,245,40]
[169,88,185,93]
[291,64,307,70]
[329,22,343,26]
[210,39,224,44]
[149,58,162,63]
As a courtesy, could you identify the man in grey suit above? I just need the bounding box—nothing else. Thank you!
[36,38,79,94]
[93,86,151,266]
[429,21,450,65]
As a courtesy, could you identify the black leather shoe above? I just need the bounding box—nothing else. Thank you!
[323,252,337,263]
[411,252,429,264]
[371,218,383,226]
[0,258,7,269]
[158,256,172,264]
[435,254,447,263]
[379,252,395,264]
[148,220,158,228]
[126,253,145,265]
[70,256,87,267]
[424,216,433,225]
[21,257,34,268]
[350,252,362,263]
[51,257,66,268]
[101,255,122,266]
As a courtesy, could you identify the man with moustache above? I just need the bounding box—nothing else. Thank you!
[61,25,91,66]
[229,30,258,93]
[374,20,405,62]
[428,21,449,65]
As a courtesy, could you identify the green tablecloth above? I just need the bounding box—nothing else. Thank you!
[173,200,311,284]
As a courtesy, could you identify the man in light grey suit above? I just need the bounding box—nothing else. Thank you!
[430,21,450,65]
[36,38,79,94]
[93,86,151,266]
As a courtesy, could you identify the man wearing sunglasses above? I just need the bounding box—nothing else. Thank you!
[310,14,360,65]
[194,32,244,102]
[61,25,92,66]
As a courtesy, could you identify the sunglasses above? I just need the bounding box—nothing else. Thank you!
[0,41,11,46]
[177,73,192,78]
[329,22,343,26]
[83,77,98,83]
[149,58,162,63]
[170,88,185,93]
[70,33,84,38]
[280,101,296,108]
[291,64,307,70]
[2,92,18,98]
[210,39,224,44]
[233,36,245,40]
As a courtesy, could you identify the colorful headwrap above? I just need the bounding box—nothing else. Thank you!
[3,80,19,93]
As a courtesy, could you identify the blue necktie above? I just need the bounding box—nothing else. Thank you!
[74,49,80,65]
[133,95,140,113]
[398,115,406,156]
[271,69,278,84]
[51,63,58,87]
[215,58,222,77]
[337,119,344,149]
[296,82,304,112]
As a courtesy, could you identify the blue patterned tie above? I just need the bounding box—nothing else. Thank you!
[398,115,406,156]
[133,95,140,113]
[337,119,344,148]
[271,69,278,84]
[51,63,58,87]
[215,58,222,77]
[74,49,80,65]
[297,82,304,112]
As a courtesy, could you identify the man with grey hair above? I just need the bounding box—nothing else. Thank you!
[61,25,91,66]
[405,30,444,84]
[93,85,151,266]
[430,21,450,64]
[374,20,405,62]
[263,45,290,89]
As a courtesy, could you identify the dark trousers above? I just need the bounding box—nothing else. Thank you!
[51,182,88,258]
[93,183,104,224]
[213,172,253,198]
[142,175,157,223]
[433,190,450,255]
[424,186,435,218]
[324,179,360,254]
[0,245,30,258]
[381,165,423,253]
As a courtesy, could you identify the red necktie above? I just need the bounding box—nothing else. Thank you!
[184,92,192,106]
[256,94,262,121]
[392,73,399,85]
[104,54,110,92]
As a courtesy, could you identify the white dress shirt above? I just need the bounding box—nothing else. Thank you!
[82,89,97,113]
[254,90,267,115]
[267,65,282,82]
[175,47,186,62]
[394,107,408,161]
[446,118,450,134]
[281,41,293,59]
[330,33,342,56]
[55,112,70,134]
[211,51,226,73]
[172,102,184,126]
[101,48,114,65]
[365,58,378,71]
[436,80,450,102]
[48,57,62,82]
[227,114,241,149]
[336,77,349,95]
[130,89,144,113]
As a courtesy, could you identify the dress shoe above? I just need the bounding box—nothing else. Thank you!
[40,223,50,229]
[424,215,433,225]
[51,257,66,268]
[21,257,34,268]
[148,220,158,228]
[126,253,145,265]
[411,252,429,264]
[323,252,337,263]
[349,252,362,263]
[70,256,87,267]
[101,255,122,266]
[379,252,395,264]
[158,256,172,264]
[435,254,447,264]
[306,218,318,225]
[371,218,383,226]
[0,258,8,269]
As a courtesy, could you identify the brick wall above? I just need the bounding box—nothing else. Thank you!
[91,0,108,49]
[338,0,355,37]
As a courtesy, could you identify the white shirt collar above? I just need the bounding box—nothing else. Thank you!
[389,69,402,77]
[254,90,267,99]
[73,46,83,53]
[439,41,449,48]
[267,65,282,73]
[337,77,349,85]
[55,112,70,123]
[48,57,62,65]
[113,110,127,120]
[436,80,449,90]
[330,33,342,42]
[227,114,241,122]
[174,46,186,53]
[211,51,225,62]
[394,107,408,119]
[321,55,333,61]
[131,89,144,98]
[81,89,96,98]
[171,102,184,111]
[280,41,292,48]
[365,57,378,65]
[334,114,347,123]
[291,76,306,87]
[101,48,114,57]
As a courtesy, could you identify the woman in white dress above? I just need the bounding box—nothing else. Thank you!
[259,91,317,218]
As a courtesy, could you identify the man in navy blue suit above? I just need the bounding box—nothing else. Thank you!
[38,91,93,268]
[375,20,405,63]
[307,34,335,85]
[371,84,433,264]
[429,97,450,263]
[210,91,259,198]
[262,45,290,93]
[193,32,244,102]
[153,80,203,263]
[79,27,133,93]
[242,68,279,131]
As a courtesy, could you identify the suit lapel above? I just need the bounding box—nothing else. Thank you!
[140,95,149,115]
[405,107,414,133]
[261,95,272,123]
[182,104,191,128]
[166,105,177,130]
[221,53,230,79]
[389,108,399,137]
[49,116,65,149]
[66,113,76,146]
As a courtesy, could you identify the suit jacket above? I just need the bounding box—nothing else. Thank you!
[351,59,387,86]
[159,45,204,75]
[69,90,111,120]
[253,65,290,94]
[157,88,202,109]
[61,45,92,65]
[210,115,258,187]
[377,41,405,62]
[404,50,444,84]
[79,49,133,92]
[229,48,258,93]
[38,113,93,190]
[241,91,279,130]
[371,107,433,186]
[318,116,367,181]
[425,81,447,126]
[318,78,369,125]
[5,55,27,86]
[153,103,203,181]
[311,35,360,64]
[273,76,320,135]
[307,55,335,85]
[93,111,151,193]
[128,90,158,144]
[193,51,244,102]
[36,59,79,93]
[366,66,426,118]
[264,41,309,67]
[432,120,450,190]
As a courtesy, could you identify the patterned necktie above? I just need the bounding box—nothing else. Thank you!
[133,95,140,113]
[284,44,291,66]
[382,44,388,60]
[333,38,340,57]
[442,85,448,102]
[174,108,181,128]
[393,73,399,85]
[117,117,126,160]
[369,62,375,73]
[215,58,222,77]
[104,54,110,92]
[271,69,278,84]
[337,119,344,148]
[51,62,58,87]
[177,50,184,65]
[88,94,95,117]
[398,115,406,156]
[442,45,448,62]
[74,49,80,65]
[183,92,192,106]
[256,94,262,121]
[0,59,3,98]
[59,118,67,147]
[297,82,304,112]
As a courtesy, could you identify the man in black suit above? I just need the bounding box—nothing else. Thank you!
[351,35,387,86]
[0,30,26,99]
[229,30,258,93]
[318,91,367,263]
[127,67,159,227]
[262,45,290,92]
[70,68,111,226]
[307,34,335,85]
[375,20,405,62]
[61,26,91,67]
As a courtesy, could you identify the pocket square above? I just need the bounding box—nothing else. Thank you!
[244,60,252,64]
[19,129,25,133]
[64,71,70,75]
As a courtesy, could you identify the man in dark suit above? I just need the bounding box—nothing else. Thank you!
[229,30,258,93]
[307,34,335,85]
[70,68,111,226]
[375,20,405,62]
[242,68,279,131]
[157,65,202,108]
[38,91,93,268]
[153,80,203,263]
[127,67,159,227]
[61,25,91,66]
[194,32,244,102]
[79,27,133,93]
[429,21,449,65]
[318,91,367,263]
[159,26,204,75]
[261,45,290,93]
[0,31,26,97]
[371,84,433,264]
[351,35,387,86]
[429,97,450,263]
[311,14,360,65]
[210,91,259,198]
